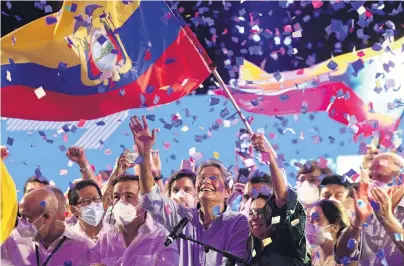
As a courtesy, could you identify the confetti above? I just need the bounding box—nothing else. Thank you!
[134,155,144,164]
[262,237,272,247]
[34,87,46,99]
[104,149,112,155]
[212,205,221,216]
[6,137,14,146]
[164,203,172,214]
[45,16,58,25]
[60,169,68,176]
[291,219,299,226]
[271,216,280,224]
[96,121,105,126]
[394,233,404,241]
[213,151,219,159]
[39,201,46,207]
[6,70,11,82]
[163,142,171,150]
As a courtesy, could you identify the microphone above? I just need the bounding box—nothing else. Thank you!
[164,216,191,246]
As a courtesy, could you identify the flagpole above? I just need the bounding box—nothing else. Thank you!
[210,64,254,135]
[209,63,282,162]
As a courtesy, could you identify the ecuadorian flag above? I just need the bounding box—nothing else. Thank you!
[1,1,211,121]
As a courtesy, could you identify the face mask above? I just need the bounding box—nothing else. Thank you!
[306,223,333,246]
[16,215,44,238]
[80,202,104,226]
[113,200,139,226]
[172,190,196,207]
[368,180,389,200]
[297,181,319,205]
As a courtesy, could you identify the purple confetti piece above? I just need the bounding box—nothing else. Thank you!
[166,87,174,95]
[59,145,66,152]
[58,62,67,71]
[44,5,52,13]
[376,249,384,259]
[311,211,319,220]
[274,71,282,81]
[6,1,12,9]
[45,16,58,25]
[96,121,105,126]
[146,115,155,121]
[97,35,107,45]
[70,3,77,12]
[209,97,220,106]
[370,200,380,211]
[165,58,176,64]
[347,238,356,250]
[212,205,221,216]
[69,181,75,190]
[39,201,46,207]
[134,155,144,164]
[6,137,14,146]
[119,88,125,96]
[327,60,338,70]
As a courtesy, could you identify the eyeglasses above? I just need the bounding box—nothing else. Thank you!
[77,197,102,206]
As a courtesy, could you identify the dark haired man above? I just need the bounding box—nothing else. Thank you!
[89,175,179,265]
[68,180,112,247]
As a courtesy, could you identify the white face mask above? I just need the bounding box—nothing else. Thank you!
[368,179,389,200]
[113,200,139,226]
[172,190,196,207]
[306,223,333,246]
[297,181,320,206]
[80,202,104,226]
[16,215,44,238]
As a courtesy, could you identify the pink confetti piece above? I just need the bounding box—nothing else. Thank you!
[60,169,68,176]
[164,203,172,214]
[318,157,328,168]
[163,142,171,150]
[62,133,68,143]
[104,149,112,155]
[77,119,86,128]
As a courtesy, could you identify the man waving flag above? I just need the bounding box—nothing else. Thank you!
[1,0,211,121]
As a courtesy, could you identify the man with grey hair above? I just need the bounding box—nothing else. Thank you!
[335,151,404,265]
[129,115,249,266]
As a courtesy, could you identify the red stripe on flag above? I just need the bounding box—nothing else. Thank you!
[1,29,210,121]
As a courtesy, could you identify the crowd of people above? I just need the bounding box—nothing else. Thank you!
[1,115,404,266]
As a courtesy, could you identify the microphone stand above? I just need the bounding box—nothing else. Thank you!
[179,233,256,266]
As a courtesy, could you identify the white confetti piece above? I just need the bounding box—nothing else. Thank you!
[189,147,196,156]
[181,126,189,132]
[292,30,302,38]
[67,160,74,167]
[49,180,56,186]
[291,219,299,226]
[35,86,46,99]
[271,216,281,224]
[223,120,231,127]
[59,169,68,176]
[181,79,189,86]
[6,71,11,82]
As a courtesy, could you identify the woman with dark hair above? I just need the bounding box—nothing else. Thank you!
[307,200,352,266]
[165,169,197,208]
[247,193,311,266]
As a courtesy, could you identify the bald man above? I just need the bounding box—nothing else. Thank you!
[1,188,91,265]
[336,152,404,265]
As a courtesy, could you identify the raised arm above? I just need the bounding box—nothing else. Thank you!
[129,115,156,194]
[335,182,372,262]
[128,116,191,229]
[251,133,287,207]
[101,151,131,210]
[66,146,97,182]
[372,187,404,254]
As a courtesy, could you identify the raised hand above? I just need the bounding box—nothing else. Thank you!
[115,150,133,177]
[129,116,156,156]
[371,187,394,224]
[362,144,379,169]
[66,146,88,166]
[352,182,373,227]
[151,150,162,177]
